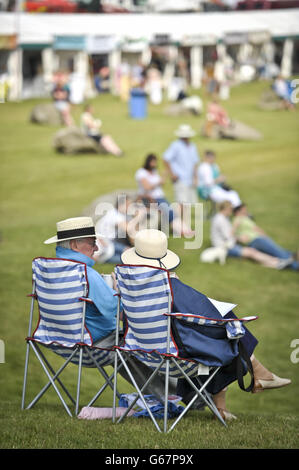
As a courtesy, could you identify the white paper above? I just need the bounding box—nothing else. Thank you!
[208,298,237,317]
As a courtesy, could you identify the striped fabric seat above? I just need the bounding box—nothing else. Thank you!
[115,265,206,377]
[22,257,119,417]
[115,265,257,377]
[30,257,113,368]
[113,265,258,432]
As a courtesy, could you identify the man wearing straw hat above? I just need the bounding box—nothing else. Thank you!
[121,228,291,420]
[44,216,174,400]
[163,124,199,208]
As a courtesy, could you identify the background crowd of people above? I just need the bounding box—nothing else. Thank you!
[86,117,298,272]
[49,67,298,273]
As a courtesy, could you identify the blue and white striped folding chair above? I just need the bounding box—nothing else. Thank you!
[113,264,257,433]
[21,257,120,417]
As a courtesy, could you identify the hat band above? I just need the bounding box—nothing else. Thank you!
[57,226,96,240]
[134,249,167,269]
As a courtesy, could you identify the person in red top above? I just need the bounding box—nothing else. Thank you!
[207,97,230,128]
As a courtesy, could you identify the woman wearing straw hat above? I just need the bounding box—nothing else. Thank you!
[121,229,291,421]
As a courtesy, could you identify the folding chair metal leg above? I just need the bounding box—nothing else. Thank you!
[30,343,77,407]
[115,350,162,432]
[75,346,84,416]
[85,348,116,391]
[88,362,123,408]
[29,341,73,417]
[83,347,123,409]
[117,353,165,420]
[169,358,227,429]
[112,349,118,424]
[22,284,36,410]
[163,359,170,433]
[25,343,77,411]
[21,342,31,410]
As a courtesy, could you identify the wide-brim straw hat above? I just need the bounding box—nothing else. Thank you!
[44,217,99,244]
[121,229,180,270]
[174,124,196,139]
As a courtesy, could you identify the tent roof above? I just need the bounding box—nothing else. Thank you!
[0,10,299,44]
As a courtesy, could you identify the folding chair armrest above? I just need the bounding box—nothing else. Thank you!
[27,294,37,299]
[235,315,258,323]
[78,297,93,304]
[164,312,258,324]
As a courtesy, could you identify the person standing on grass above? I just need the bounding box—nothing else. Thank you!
[163,124,199,233]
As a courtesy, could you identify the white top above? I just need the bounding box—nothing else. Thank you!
[198,161,215,187]
[80,111,102,136]
[210,212,236,249]
[135,168,164,199]
[95,208,126,240]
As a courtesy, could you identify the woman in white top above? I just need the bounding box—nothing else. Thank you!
[80,104,123,157]
[135,154,194,236]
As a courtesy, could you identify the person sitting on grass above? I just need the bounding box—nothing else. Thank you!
[197,150,242,208]
[210,201,293,270]
[121,229,291,421]
[273,75,295,111]
[232,204,298,271]
[135,153,194,237]
[94,194,147,264]
[80,104,123,157]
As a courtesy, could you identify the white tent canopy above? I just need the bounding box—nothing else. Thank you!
[0,10,299,44]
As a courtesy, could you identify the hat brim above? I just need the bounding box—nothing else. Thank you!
[44,233,101,245]
[120,247,180,270]
[175,130,196,138]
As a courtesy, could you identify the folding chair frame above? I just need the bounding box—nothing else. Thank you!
[21,277,121,417]
[112,291,227,433]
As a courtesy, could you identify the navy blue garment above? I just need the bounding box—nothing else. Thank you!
[170,278,258,396]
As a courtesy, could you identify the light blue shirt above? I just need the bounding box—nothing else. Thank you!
[163,139,199,186]
[56,246,118,343]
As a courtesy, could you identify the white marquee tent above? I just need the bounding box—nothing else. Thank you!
[1,9,299,41]
[0,9,298,100]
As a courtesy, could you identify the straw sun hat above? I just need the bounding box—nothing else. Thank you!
[174,124,196,139]
[44,217,99,244]
[121,229,180,270]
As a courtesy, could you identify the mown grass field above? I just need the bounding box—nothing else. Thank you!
[0,80,298,450]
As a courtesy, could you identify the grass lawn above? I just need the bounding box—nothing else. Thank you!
[0,80,299,450]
